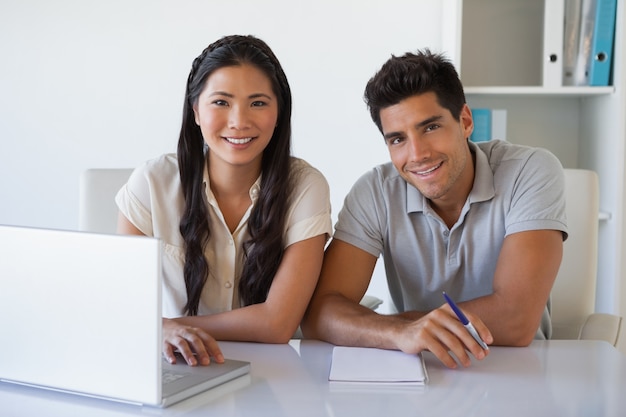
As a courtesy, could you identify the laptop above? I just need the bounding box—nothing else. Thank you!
[0,225,250,408]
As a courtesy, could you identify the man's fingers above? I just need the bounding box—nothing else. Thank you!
[401,308,491,368]
[424,326,473,368]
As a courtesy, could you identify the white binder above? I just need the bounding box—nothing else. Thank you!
[543,0,566,87]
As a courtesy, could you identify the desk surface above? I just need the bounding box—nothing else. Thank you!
[2,339,625,417]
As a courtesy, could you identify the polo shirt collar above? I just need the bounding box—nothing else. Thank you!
[468,140,496,204]
[406,140,495,213]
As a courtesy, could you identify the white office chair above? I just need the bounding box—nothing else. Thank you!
[550,169,622,346]
[78,168,134,233]
[78,168,383,338]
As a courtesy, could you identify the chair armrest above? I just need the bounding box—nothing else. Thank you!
[360,295,383,311]
[579,313,623,346]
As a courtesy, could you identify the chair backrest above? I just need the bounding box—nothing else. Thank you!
[550,169,600,339]
[78,168,133,233]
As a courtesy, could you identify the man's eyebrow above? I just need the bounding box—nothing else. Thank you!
[383,114,444,140]
[416,114,444,128]
[383,130,402,141]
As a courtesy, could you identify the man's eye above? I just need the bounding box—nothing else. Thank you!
[425,124,440,132]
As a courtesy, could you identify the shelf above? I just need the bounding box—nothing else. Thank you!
[599,212,612,221]
[465,86,615,97]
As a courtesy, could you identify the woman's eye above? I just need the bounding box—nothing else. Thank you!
[212,100,228,106]
[251,101,267,107]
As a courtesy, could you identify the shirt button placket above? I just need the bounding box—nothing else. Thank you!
[443,229,452,263]
[225,238,235,293]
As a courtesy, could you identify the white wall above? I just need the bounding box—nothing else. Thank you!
[0,0,454,312]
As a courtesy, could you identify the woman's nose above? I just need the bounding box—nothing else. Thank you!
[228,105,251,130]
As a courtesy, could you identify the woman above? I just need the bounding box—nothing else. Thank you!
[116,35,331,366]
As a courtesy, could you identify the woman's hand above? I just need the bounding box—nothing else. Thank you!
[162,318,225,366]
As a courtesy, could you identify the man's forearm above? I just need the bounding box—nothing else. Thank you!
[395,310,428,321]
[302,294,409,350]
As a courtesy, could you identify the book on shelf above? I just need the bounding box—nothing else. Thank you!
[564,0,617,86]
[470,108,507,143]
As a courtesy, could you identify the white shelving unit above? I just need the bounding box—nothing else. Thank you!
[465,86,614,96]
[455,0,626,325]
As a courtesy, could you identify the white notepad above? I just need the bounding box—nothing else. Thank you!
[329,346,427,386]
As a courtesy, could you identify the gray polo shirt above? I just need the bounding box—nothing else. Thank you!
[334,140,568,338]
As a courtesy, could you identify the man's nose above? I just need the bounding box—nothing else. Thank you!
[407,135,430,161]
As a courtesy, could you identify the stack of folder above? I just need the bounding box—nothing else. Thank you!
[543,0,618,87]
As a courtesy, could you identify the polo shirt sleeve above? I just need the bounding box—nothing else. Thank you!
[505,148,568,240]
[283,161,333,248]
[333,168,387,258]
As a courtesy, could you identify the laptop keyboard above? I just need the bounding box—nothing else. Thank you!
[162,370,186,385]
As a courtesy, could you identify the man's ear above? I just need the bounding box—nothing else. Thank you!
[460,103,474,139]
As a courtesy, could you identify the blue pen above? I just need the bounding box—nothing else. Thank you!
[442,292,489,350]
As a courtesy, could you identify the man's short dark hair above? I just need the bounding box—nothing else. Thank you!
[364,49,466,133]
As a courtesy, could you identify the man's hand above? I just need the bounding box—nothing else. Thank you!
[394,304,493,369]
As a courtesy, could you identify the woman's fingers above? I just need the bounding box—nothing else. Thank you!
[162,319,224,366]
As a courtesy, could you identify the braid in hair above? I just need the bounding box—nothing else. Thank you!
[177,44,213,316]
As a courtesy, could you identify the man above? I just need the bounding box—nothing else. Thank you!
[301,50,567,368]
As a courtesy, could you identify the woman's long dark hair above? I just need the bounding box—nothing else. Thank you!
[177,35,293,315]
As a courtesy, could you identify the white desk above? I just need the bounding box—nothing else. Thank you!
[2,339,625,416]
